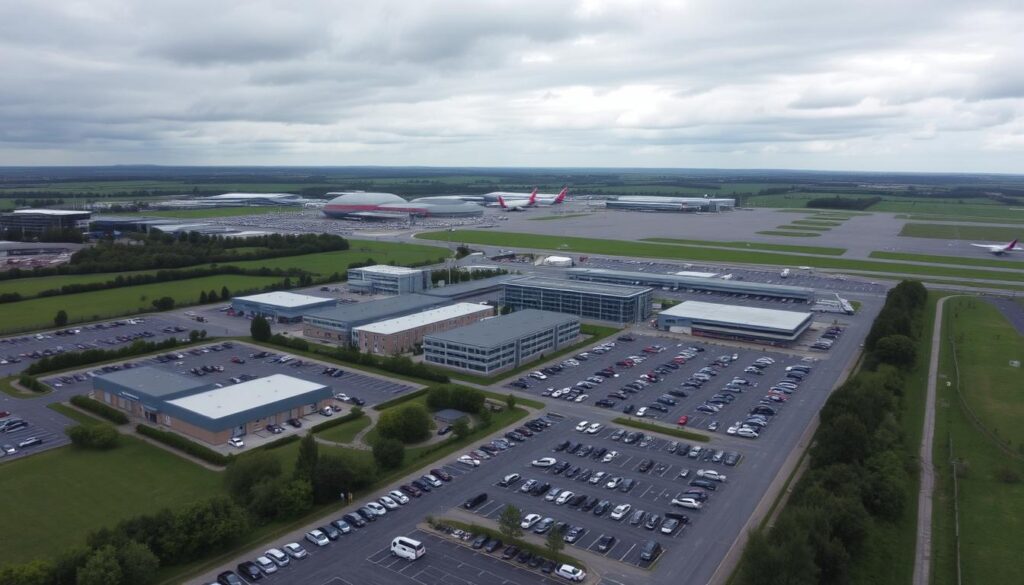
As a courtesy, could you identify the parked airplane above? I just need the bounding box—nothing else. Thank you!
[483,187,567,206]
[497,193,535,211]
[969,238,1022,255]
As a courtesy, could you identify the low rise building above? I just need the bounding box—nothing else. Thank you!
[502,276,653,323]
[353,302,495,355]
[565,267,816,303]
[92,368,333,445]
[424,309,580,374]
[656,300,813,344]
[0,209,91,236]
[230,291,336,323]
[348,265,431,295]
[303,294,445,344]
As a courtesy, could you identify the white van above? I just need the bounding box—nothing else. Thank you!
[390,536,425,561]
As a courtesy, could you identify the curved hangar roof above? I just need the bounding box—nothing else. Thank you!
[323,192,482,219]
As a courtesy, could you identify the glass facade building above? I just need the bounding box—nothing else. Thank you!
[502,277,652,323]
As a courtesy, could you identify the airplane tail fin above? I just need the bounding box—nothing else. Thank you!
[1008,239,1019,251]
[498,196,507,209]
[528,189,538,206]
[554,187,567,204]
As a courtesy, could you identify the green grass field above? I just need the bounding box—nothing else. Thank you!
[0,269,159,298]
[0,274,282,333]
[315,415,372,444]
[110,207,302,219]
[417,230,1024,284]
[641,238,846,256]
[869,251,1024,270]
[226,241,447,276]
[931,297,1024,585]
[900,223,1024,241]
[776,224,832,231]
[757,230,818,237]
[0,436,223,565]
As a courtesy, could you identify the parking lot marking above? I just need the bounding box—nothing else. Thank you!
[618,542,637,562]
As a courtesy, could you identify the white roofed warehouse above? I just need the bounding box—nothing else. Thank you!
[656,300,813,345]
[352,302,495,355]
[91,368,334,446]
[230,291,336,323]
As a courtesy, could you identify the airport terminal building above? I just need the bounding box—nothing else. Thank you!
[502,277,653,323]
[348,265,430,295]
[91,368,333,445]
[230,292,336,323]
[424,309,580,374]
[656,300,813,344]
[565,268,816,302]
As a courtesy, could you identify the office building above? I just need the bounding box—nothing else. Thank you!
[230,292,336,323]
[565,268,816,303]
[353,302,495,354]
[348,265,430,295]
[424,309,580,374]
[0,209,91,236]
[303,294,445,344]
[656,300,813,344]
[502,277,653,323]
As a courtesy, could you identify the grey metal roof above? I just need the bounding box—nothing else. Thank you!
[505,276,651,297]
[303,293,444,326]
[96,366,210,399]
[424,309,577,347]
[423,275,518,299]
[660,300,812,333]
[565,268,815,299]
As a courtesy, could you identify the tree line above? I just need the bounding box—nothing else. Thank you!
[736,280,928,585]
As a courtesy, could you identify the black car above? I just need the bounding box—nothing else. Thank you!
[236,562,262,581]
[553,461,571,475]
[286,418,303,428]
[502,545,520,559]
[592,447,608,460]
[593,500,611,516]
[542,559,556,573]
[320,524,341,540]
[647,403,669,413]
[431,468,453,482]
[644,513,662,530]
[576,445,593,457]
[568,493,588,508]
[595,399,616,408]
[484,538,503,553]
[639,540,663,561]
[581,496,600,511]
[516,549,533,563]
[637,459,653,473]
[471,534,488,549]
[531,481,551,496]
[554,440,571,452]
[564,525,586,543]
[399,484,422,498]
[622,403,636,414]
[618,335,635,341]
[565,465,581,478]
[411,479,432,492]
[464,492,488,509]
[528,554,544,568]
[343,512,367,527]
[596,535,617,552]
[690,478,718,491]
[619,478,637,493]
[356,507,378,522]
[217,571,245,585]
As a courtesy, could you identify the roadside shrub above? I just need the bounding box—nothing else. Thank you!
[373,437,406,470]
[17,374,49,393]
[135,424,229,466]
[67,424,120,450]
[70,395,129,425]
[377,404,431,444]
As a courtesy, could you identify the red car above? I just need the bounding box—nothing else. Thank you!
[230,356,245,364]
[677,415,689,426]
[0,411,10,419]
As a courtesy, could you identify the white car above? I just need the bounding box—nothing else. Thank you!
[379,495,399,510]
[601,450,618,463]
[736,427,760,439]
[671,497,703,510]
[605,476,622,489]
[726,422,741,435]
[575,421,590,432]
[305,530,330,547]
[555,491,575,505]
[228,437,244,448]
[334,393,350,402]
[281,543,307,560]
[423,474,443,487]
[574,394,589,403]
[265,548,291,566]
[366,502,387,516]
[255,556,278,574]
[697,469,727,482]
[458,455,481,467]
[530,371,548,380]
[636,407,648,418]
[610,503,632,520]
[586,422,603,434]
[556,564,587,582]
[545,488,562,502]
[532,457,557,468]
[589,471,608,485]
[521,513,542,529]
[389,490,410,504]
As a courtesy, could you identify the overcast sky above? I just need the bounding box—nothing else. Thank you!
[1,0,1022,172]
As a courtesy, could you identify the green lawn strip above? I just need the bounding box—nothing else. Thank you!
[930,297,1024,585]
[895,214,1024,225]
[0,269,162,298]
[0,376,47,398]
[0,275,284,334]
[108,207,301,219]
[47,402,108,425]
[641,238,846,256]
[431,518,589,572]
[528,213,593,221]
[756,230,820,237]
[416,230,1024,283]
[315,416,372,443]
[0,438,223,566]
[446,324,621,386]
[899,223,1024,241]
[777,224,832,231]
[870,201,1020,217]
[225,241,448,276]
[611,417,710,443]
[870,251,1024,270]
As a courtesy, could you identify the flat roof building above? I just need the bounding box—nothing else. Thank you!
[348,264,430,295]
[231,292,336,323]
[502,277,653,323]
[422,274,518,301]
[0,209,91,236]
[424,309,580,374]
[303,294,446,344]
[565,268,816,303]
[605,196,735,212]
[0,241,80,257]
[91,368,333,445]
[656,300,813,344]
[353,302,495,355]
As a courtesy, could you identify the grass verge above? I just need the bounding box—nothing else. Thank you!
[46,402,106,426]
[756,230,820,237]
[313,415,372,443]
[641,238,846,256]
[612,417,710,443]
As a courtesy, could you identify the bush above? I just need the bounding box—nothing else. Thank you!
[313,452,378,504]
[373,437,406,470]
[135,424,229,466]
[70,395,129,425]
[67,424,120,450]
[17,374,48,394]
[425,385,485,414]
[377,404,431,444]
